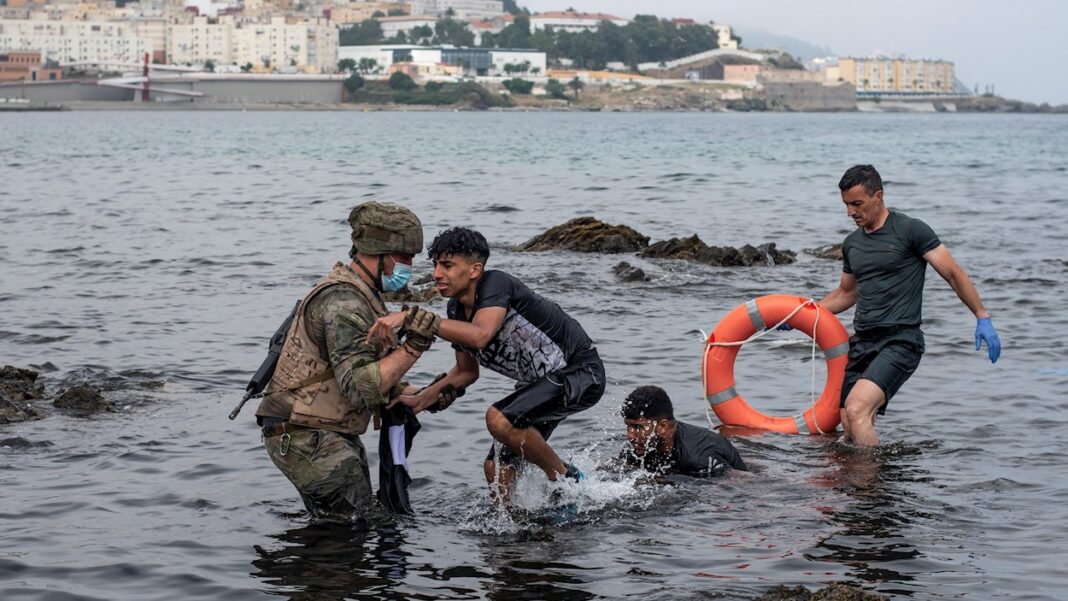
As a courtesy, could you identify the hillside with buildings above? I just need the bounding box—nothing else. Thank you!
[3,0,1049,111]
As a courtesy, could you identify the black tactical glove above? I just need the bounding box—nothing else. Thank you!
[424,373,465,413]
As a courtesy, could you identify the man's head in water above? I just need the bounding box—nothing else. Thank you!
[622,385,677,458]
[428,227,490,300]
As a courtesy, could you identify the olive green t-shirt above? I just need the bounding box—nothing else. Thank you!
[842,210,941,332]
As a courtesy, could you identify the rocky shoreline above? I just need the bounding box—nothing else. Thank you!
[1,364,161,424]
[517,216,797,267]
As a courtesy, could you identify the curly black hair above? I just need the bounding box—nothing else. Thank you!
[427,227,490,264]
[621,386,675,420]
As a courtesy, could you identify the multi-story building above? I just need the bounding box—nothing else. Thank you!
[375,14,438,39]
[837,56,956,95]
[529,10,628,33]
[328,2,412,27]
[0,17,155,64]
[409,0,502,20]
[0,49,62,80]
[167,16,338,71]
[168,15,235,64]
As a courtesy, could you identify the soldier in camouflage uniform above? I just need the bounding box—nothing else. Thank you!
[254,202,441,520]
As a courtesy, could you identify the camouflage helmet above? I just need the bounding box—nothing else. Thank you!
[348,201,423,256]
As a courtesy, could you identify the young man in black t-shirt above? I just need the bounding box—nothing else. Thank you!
[812,165,1002,446]
[370,227,605,503]
[620,386,746,477]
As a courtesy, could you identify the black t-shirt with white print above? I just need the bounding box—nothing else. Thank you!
[447,270,593,385]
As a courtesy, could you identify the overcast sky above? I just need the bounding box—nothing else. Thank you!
[523,0,1068,104]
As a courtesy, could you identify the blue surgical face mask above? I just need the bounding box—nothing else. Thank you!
[381,262,412,292]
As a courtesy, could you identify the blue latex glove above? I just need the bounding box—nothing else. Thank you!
[975,318,1001,364]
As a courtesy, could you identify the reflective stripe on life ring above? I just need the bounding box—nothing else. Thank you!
[701,295,849,434]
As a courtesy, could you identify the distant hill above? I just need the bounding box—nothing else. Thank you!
[733,26,834,61]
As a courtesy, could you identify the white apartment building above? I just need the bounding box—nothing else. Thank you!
[167,16,338,71]
[376,14,438,39]
[529,11,628,33]
[168,15,234,64]
[409,0,503,21]
[0,17,154,64]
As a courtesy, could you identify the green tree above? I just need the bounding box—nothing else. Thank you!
[371,10,385,18]
[433,18,475,46]
[357,57,378,73]
[387,8,408,16]
[502,0,528,15]
[567,76,584,99]
[502,78,534,94]
[344,73,365,92]
[389,71,417,90]
[338,58,356,72]
[340,19,384,46]
[545,78,567,99]
[241,62,253,72]
[425,80,444,91]
[204,59,215,72]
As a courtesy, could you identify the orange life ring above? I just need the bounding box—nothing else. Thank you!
[701,295,849,434]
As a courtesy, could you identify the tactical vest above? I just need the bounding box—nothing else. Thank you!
[255,262,388,435]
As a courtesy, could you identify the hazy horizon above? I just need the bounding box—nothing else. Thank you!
[522,0,1068,105]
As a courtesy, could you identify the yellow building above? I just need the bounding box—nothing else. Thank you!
[328,2,412,26]
[837,57,955,95]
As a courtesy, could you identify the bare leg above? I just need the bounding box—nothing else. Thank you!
[841,379,885,447]
[484,459,517,505]
[486,407,568,481]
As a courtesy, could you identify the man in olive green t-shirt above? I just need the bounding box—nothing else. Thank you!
[812,165,1001,447]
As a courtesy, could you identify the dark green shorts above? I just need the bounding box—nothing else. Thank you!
[841,328,925,415]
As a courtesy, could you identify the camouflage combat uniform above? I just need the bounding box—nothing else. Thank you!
[254,201,424,521]
[256,263,405,520]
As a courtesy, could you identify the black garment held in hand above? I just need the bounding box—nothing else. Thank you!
[377,404,421,515]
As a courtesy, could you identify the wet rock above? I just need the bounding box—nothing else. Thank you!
[641,235,795,266]
[1,366,45,424]
[382,272,441,304]
[0,437,53,449]
[740,243,797,266]
[58,367,165,392]
[758,583,887,601]
[1,366,45,401]
[53,385,115,414]
[1,398,43,424]
[518,217,650,254]
[805,243,844,261]
[382,285,441,304]
[612,261,650,282]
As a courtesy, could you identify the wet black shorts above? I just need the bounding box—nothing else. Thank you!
[485,347,605,466]
[841,328,925,415]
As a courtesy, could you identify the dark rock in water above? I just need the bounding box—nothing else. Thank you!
[53,385,115,413]
[805,243,844,261]
[0,437,53,449]
[758,583,887,601]
[1,365,45,424]
[613,261,650,282]
[1,398,43,424]
[518,217,650,254]
[382,285,440,304]
[1,365,44,401]
[740,243,797,266]
[641,235,795,266]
